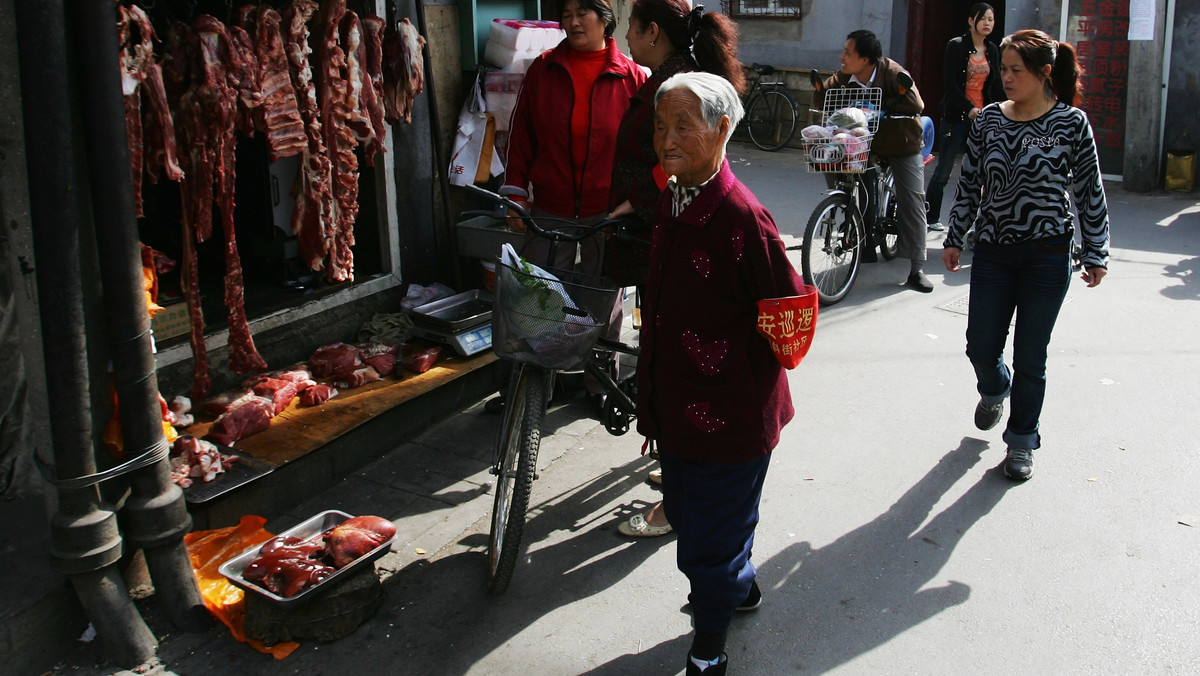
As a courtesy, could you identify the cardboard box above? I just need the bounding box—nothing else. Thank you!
[151,299,195,342]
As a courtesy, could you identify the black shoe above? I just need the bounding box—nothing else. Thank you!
[861,246,879,264]
[685,653,728,676]
[1003,447,1034,481]
[484,395,505,414]
[974,399,1003,430]
[906,271,934,292]
[587,393,607,416]
[737,580,762,612]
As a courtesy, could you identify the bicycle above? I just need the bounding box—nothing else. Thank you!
[742,63,799,152]
[459,184,645,595]
[795,70,915,305]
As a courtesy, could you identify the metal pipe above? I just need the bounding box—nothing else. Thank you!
[14,0,157,666]
[67,1,208,632]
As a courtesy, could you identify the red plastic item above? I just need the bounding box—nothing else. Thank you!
[755,286,819,369]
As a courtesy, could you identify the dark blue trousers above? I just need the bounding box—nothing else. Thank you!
[659,452,771,635]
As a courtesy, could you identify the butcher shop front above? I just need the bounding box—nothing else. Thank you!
[0,0,508,670]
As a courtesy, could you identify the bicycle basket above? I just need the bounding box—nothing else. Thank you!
[802,86,882,174]
[492,260,620,370]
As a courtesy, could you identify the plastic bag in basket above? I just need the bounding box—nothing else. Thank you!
[755,286,819,369]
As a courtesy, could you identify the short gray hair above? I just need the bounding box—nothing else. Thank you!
[655,72,744,140]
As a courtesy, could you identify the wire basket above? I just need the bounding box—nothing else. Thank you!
[802,86,882,174]
[492,260,620,371]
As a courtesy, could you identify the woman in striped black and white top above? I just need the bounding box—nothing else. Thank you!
[941,29,1110,482]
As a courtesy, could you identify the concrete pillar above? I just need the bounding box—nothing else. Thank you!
[1123,0,1169,192]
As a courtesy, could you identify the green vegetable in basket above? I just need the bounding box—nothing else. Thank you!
[517,258,557,313]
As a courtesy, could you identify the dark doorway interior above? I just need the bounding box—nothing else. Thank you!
[906,0,1007,119]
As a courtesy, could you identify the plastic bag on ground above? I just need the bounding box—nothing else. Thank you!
[184,515,300,659]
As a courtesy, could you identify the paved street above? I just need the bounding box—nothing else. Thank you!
[52,142,1200,675]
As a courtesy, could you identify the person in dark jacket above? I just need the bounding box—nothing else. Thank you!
[925,3,1005,231]
[639,71,804,676]
[607,0,744,539]
[818,30,933,292]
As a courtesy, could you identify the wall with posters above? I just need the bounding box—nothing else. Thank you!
[1065,0,1131,176]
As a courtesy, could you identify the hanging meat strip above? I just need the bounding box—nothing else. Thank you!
[339,12,375,153]
[320,0,359,283]
[226,24,263,138]
[164,24,212,399]
[359,15,387,164]
[117,8,145,217]
[119,4,184,217]
[192,15,268,375]
[283,0,334,273]
[131,5,184,189]
[248,6,307,161]
[382,18,426,125]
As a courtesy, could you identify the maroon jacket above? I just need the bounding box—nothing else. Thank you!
[636,160,804,463]
[501,37,646,218]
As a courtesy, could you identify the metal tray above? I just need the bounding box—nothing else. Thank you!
[177,437,275,505]
[411,289,492,332]
[218,509,396,608]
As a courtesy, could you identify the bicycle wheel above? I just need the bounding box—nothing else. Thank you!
[801,194,862,305]
[487,364,548,595]
[876,168,899,260]
[746,90,798,151]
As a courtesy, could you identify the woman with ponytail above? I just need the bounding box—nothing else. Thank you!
[608,1,743,541]
[941,29,1109,482]
[605,1,742,287]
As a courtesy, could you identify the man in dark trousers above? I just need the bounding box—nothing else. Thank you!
[818,29,933,292]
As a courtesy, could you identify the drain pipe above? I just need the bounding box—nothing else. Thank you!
[67,1,209,632]
[14,0,157,666]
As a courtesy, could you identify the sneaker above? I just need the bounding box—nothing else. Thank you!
[974,399,1003,430]
[927,221,945,231]
[737,581,762,612]
[685,653,728,676]
[906,271,934,293]
[1003,447,1034,481]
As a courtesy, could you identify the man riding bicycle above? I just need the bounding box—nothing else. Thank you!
[815,29,934,292]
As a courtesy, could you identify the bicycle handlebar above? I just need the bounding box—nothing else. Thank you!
[461,183,647,247]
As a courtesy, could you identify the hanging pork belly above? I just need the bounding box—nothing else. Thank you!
[382,17,426,125]
[284,0,335,273]
[319,0,360,284]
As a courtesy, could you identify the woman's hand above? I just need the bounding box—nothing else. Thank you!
[968,107,980,120]
[1081,266,1107,288]
[942,247,962,272]
[506,207,527,233]
[608,200,634,219]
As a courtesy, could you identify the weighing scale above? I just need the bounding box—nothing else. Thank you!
[409,290,494,357]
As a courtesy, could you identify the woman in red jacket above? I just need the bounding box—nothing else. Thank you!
[497,0,645,409]
[500,0,645,273]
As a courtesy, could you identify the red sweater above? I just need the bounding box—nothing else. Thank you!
[501,37,646,218]
[636,160,804,463]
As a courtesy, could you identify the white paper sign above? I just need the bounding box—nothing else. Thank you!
[1128,0,1155,40]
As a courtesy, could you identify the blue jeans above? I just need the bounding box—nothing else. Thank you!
[966,237,1073,450]
[925,119,970,223]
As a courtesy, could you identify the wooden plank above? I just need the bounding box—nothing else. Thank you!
[185,352,498,467]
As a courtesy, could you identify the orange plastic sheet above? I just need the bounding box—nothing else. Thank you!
[184,515,300,659]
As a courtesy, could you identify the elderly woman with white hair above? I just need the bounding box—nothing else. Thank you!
[635,71,805,676]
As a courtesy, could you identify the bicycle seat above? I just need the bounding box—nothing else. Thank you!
[751,63,775,76]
